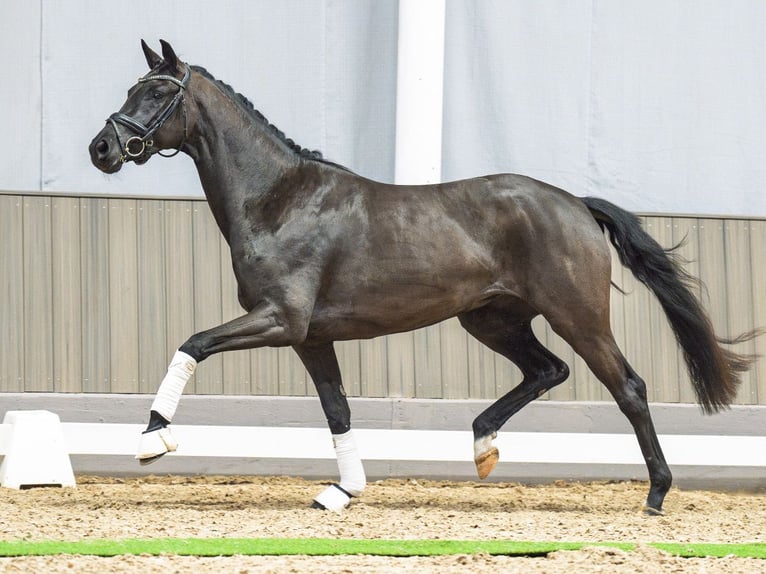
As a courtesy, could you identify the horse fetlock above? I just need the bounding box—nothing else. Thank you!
[474,432,499,480]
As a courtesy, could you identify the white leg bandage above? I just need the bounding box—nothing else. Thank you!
[313,430,367,512]
[150,350,197,422]
[136,350,197,462]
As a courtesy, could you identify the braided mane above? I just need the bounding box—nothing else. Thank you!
[191,65,325,161]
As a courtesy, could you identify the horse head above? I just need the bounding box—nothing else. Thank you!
[89,40,190,173]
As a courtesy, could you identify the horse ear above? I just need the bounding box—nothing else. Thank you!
[159,39,181,73]
[141,39,163,70]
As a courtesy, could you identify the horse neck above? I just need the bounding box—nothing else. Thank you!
[183,78,300,242]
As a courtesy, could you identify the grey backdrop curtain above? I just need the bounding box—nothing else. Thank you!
[1,0,764,216]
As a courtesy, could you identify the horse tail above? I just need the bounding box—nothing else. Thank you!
[581,196,759,414]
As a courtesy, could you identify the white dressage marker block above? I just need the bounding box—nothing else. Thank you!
[0,410,76,489]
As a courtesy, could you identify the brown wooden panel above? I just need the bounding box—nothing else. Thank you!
[336,340,362,397]
[23,197,53,391]
[413,325,443,398]
[251,347,279,395]
[645,216,680,403]
[439,318,470,399]
[137,200,167,393]
[4,193,766,407]
[697,219,728,336]
[466,327,498,400]
[723,220,757,404]
[278,346,308,396]
[51,197,82,392]
[191,203,224,394]
[108,199,139,393]
[671,218,700,404]
[540,318,577,401]
[0,196,24,392]
[696,218,739,406]
[80,197,111,392]
[385,332,416,398]
[218,240,252,395]
[164,201,196,390]
[624,218,658,390]
[360,337,388,398]
[749,219,766,403]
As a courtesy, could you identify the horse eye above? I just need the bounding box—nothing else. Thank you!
[153,91,163,100]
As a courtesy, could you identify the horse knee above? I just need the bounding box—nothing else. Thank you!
[316,382,351,435]
[325,415,351,435]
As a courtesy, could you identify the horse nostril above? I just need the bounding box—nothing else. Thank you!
[95,139,109,157]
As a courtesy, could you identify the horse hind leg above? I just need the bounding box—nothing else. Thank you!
[555,323,672,515]
[458,306,570,480]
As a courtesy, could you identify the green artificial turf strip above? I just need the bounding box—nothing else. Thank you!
[0,538,761,559]
[652,542,766,560]
[0,539,620,557]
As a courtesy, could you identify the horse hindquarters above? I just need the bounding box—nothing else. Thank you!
[468,198,673,513]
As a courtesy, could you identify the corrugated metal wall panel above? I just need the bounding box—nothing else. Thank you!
[672,217,698,404]
[0,194,763,406]
[22,197,53,391]
[80,198,110,393]
[191,203,224,395]
[751,220,766,404]
[137,200,167,394]
[0,196,24,392]
[108,199,139,393]
[52,197,82,392]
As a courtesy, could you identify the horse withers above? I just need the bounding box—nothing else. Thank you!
[89,40,760,514]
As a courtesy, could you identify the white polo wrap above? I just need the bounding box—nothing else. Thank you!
[313,430,367,511]
[150,350,197,422]
[333,430,366,496]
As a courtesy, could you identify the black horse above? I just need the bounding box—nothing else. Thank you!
[90,40,758,514]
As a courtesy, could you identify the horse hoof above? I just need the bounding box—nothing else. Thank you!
[138,453,166,466]
[643,505,665,516]
[313,484,351,512]
[136,427,177,463]
[475,447,499,480]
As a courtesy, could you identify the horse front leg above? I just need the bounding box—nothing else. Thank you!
[294,342,366,511]
[136,303,306,464]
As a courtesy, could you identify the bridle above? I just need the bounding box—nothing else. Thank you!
[107,66,190,163]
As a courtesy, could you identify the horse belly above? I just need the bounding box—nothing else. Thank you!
[307,263,501,342]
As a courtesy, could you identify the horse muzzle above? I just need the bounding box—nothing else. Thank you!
[88,128,124,174]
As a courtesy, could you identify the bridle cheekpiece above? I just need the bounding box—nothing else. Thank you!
[107,65,191,163]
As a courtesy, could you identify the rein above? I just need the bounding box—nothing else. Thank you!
[107,66,190,163]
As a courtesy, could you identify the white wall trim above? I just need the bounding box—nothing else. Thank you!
[0,395,763,489]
